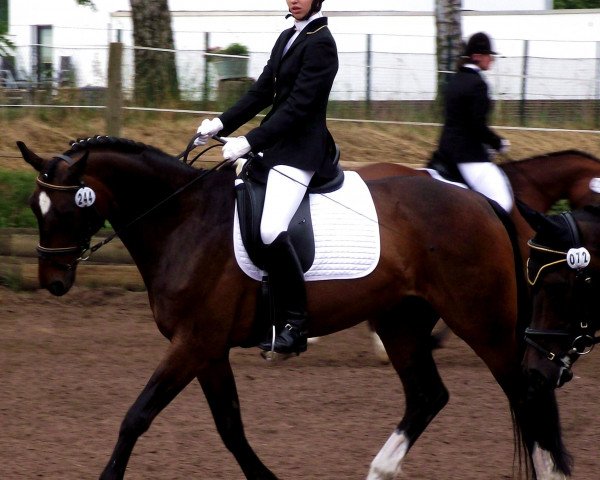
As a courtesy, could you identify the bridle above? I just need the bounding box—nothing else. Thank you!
[524,212,600,381]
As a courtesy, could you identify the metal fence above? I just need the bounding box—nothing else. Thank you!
[1,34,600,129]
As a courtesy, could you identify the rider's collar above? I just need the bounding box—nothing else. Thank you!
[294,11,323,33]
[463,63,482,72]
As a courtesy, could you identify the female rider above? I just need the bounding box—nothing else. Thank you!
[194,0,338,358]
[432,32,513,212]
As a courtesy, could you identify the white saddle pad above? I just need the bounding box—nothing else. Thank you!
[233,171,380,282]
[419,168,468,189]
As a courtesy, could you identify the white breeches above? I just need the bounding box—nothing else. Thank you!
[260,165,314,245]
[458,162,514,212]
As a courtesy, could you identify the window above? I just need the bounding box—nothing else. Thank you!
[34,25,53,84]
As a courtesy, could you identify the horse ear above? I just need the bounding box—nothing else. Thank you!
[68,150,89,179]
[16,141,45,172]
[516,198,561,234]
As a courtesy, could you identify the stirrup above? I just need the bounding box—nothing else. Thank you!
[260,324,306,362]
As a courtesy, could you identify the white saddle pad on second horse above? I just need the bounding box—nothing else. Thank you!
[233,171,380,282]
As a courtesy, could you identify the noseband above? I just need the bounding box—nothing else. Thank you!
[524,212,600,376]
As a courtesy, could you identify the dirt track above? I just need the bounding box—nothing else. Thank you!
[2,285,600,479]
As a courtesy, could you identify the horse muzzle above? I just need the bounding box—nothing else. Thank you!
[39,259,76,296]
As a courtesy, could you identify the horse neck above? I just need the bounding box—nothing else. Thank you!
[84,150,234,280]
[504,153,599,211]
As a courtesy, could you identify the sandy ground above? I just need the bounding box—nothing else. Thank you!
[1,114,600,173]
[2,285,600,479]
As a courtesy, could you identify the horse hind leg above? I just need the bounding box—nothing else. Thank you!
[367,298,448,480]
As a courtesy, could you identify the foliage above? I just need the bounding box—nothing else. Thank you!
[75,0,96,9]
[0,169,37,228]
[554,0,600,7]
[219,43,249,56]
[206,43,250,63]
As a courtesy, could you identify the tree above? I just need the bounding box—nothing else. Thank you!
[434,0,462,108]
[129,0,179,105]
[0,0,13,56]
[554,0,600,8]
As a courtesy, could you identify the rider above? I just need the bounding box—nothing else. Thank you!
[194,0,338,358]
[431,31,513,212]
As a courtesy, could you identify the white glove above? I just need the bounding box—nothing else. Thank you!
[222,136,251,161]
[498,138,511,154]
[194,118,223,146]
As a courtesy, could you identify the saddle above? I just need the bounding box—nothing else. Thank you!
[426,150,468,185]
[234,145,343,272]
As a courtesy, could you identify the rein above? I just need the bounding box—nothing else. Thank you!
[36,142,231,269]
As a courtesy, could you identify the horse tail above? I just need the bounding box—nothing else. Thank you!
[489,199,573,479]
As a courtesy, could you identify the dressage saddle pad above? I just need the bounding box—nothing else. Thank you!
[233,171,380,282]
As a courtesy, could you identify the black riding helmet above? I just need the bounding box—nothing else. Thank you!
[464,32,497,57]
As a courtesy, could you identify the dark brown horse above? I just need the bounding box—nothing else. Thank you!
[520,201,600,391]
[518,201,600,477]
[17,137,570,480]
[357,150,600,363]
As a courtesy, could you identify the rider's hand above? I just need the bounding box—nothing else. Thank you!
[498,138,511,154]
[222,136,251,161]
[194,118,223,146]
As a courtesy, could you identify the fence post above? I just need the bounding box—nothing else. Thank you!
[366,34,372,114]
[519,39,529,127]
[204,32,211,104]
[595,41,600,129]
[106,42,123,137]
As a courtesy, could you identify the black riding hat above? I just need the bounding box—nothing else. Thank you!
[465,32,497,56]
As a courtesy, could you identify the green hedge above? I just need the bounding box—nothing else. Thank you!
[0,169,38,228]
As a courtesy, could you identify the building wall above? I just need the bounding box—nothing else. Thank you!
[5,1,600,102]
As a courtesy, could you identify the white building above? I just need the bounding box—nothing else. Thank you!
[3,1,600,101]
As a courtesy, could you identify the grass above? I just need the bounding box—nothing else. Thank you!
[0,169,37,227]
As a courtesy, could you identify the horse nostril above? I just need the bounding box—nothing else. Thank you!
[47,281,67,297]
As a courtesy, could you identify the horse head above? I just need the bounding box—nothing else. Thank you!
[17,141,106,296]
[519,200,600,390]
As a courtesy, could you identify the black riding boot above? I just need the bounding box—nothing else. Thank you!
[258,232,308,359]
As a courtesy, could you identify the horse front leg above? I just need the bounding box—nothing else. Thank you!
[198,357,278,480]
[99,342,200,480]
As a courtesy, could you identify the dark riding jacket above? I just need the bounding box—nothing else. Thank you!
[218,17,338,176]
[435,66,502,164]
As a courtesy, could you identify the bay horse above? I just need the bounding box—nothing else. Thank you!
[357,150,600,362]
[17,136,570,480]
[358,149,600,213]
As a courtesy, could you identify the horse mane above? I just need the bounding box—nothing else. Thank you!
[66,135,176,160]
[517,149,600,163]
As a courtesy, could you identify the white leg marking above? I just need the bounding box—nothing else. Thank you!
[366,430,409,480]
[532,443,568,480]
[39,191,51,216]
[372,332,390,364]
